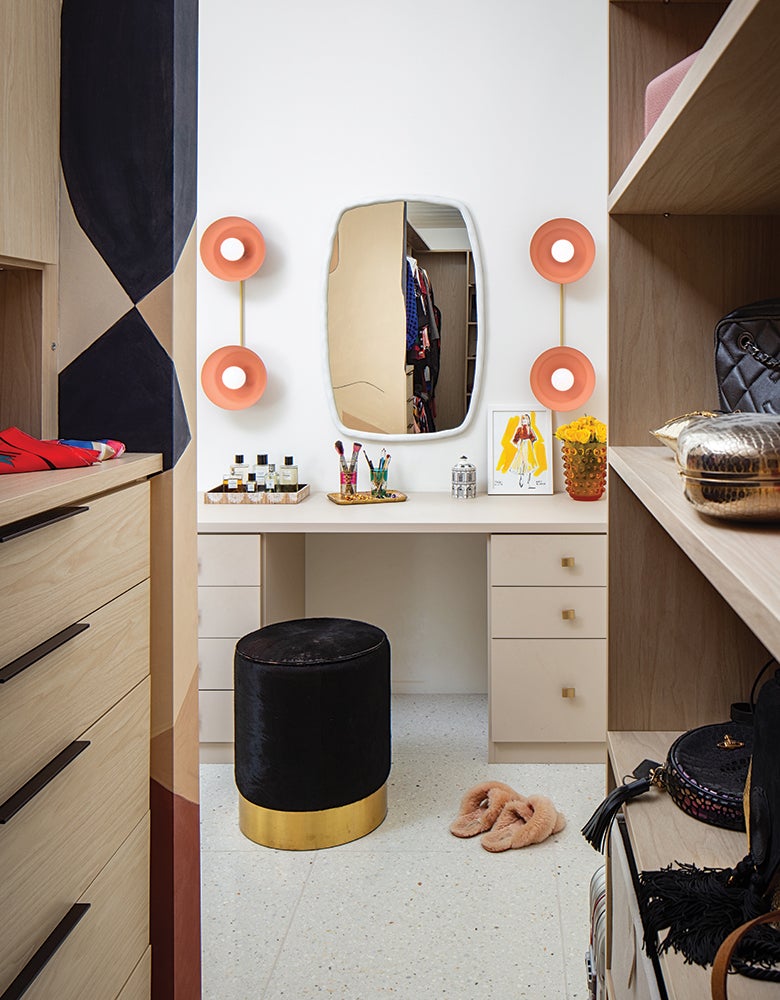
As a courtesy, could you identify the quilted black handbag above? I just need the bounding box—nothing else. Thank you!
[715,299,780,414]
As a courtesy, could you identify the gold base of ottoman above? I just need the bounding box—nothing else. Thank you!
[238,784,387,850]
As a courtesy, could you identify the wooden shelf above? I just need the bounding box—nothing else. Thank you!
[610,446,780,659]
[609,731,777,1000]
[609,0,780,215]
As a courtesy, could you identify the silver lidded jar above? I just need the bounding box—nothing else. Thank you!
[676,412,780,521]
[451,455,476,499]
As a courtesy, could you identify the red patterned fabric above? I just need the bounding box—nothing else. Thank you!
[0,426,99,474]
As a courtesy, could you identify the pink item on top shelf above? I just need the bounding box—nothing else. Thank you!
[644,50,700,136]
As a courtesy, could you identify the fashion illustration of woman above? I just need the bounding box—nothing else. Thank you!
[511,413,538,486]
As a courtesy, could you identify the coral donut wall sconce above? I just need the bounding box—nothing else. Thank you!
[529,346,596,413]
[529,218,595,284]
[200,216,268,410]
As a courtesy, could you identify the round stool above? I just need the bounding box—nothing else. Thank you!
[234,617,391,850]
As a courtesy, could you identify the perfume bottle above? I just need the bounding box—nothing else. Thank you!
[279,456,299,493]
[246,472,257,494]
[231,454,250,483]
[265,463,277,492]
[254,453,269,491]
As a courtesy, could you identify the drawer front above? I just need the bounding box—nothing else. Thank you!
[199,637,236,690]
[117,948,151,1000]
[0,580,149,803]
[490,639,606,742]
[0,679,149,994]
[491,586,606,639]
[199,689,234,743]
[197,585,261,638]
[198,533,261,587]
[21,815,149,1000]
[609,824,663,1000]
[0,481,151,666]
[490,533,606,587]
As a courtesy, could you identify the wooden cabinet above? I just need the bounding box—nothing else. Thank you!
[197,532,304,754]
[0,455,160,1000]
[607,2,780,997]
[488,532,607,763]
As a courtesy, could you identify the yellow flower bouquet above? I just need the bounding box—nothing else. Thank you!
[555,415,607,501]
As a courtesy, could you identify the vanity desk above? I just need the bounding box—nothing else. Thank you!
[198,491,607,764]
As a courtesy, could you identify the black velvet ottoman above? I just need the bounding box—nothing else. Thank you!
[234,617,391,850]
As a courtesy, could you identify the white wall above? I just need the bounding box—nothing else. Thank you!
[197,0,607,692]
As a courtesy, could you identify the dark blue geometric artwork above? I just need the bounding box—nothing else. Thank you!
[59,309,191,471]
[60,0,198,304]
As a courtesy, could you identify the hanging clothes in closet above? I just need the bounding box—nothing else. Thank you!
[405,255,442,433]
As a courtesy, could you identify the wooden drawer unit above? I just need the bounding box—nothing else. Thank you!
[0,580,149,803]
[491,585,606,639]
[197,585,262,639]
[490,532,606,586]
[198,636,237,690]
[0,480,151,666]
[489,532,607,761]
[198,532,261,586]
[490,639,606,742]
[199,689,235,743]
[118,949,152,1000]
[12,815,150,1000]
[0,678,149,994]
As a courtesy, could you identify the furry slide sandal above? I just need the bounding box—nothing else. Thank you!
[480,795,566,852]
[449,781,523,838]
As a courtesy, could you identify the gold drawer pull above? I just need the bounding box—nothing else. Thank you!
[561,609,576,620]
[562,687,576,699]
[561,557,575,568]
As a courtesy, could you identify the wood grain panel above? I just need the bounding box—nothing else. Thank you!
[608,214,780,446]
[117,948,152,1000]
[0,480,151,666]
[0,679,149,994]
[0,0,59,263]
[23,816,150,1000]
[0,266,43,434]
[608,473,767,731]
[0,580,149,803]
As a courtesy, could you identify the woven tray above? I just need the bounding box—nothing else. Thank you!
[326,491,407,505]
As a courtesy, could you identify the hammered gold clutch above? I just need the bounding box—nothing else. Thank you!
[676,413,780,521]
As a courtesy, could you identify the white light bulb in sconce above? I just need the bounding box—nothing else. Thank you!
[551,367,575,391]
[221,365,248,390]
[551,239,575,263]
[220,237,246,262]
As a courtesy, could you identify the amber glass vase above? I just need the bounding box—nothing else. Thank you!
[561,441,607,501]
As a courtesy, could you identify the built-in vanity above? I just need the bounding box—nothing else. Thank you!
[197,491,607,764]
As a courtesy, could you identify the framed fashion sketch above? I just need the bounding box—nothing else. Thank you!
[488,405,553,495]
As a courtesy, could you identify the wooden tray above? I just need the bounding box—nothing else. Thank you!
[326,491,407,505]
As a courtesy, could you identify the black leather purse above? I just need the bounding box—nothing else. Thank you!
[715,299,780,414]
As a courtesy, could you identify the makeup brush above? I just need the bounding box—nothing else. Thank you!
[349,442,362,473]
[364,451,374,473]
[334,440,348,474]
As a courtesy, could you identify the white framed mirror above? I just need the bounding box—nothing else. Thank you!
[325,197,483,440]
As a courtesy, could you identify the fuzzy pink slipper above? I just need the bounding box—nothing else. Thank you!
[449,781,524,838]
[480,795,566,852]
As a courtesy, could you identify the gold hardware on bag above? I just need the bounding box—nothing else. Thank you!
[717,733,745,750]
[561,609,576,620]
[561,687,575,699]
[561,557,575,567]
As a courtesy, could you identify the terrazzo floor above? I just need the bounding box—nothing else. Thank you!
[200,694,606,1000]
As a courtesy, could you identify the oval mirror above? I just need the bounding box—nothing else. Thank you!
[326,199,481,438]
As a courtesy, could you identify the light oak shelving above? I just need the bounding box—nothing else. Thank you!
[607,1,780,998]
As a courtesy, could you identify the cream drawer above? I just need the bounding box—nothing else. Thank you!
[490,639,606,742]
[117,948,151,1000]
[197,585,261,638]
[490,533,606,587]
[199,637,236,690]
[0,679,149,994]
[198,533,261,587]
[0,581,149,804]
[491,586,606,638]
[199,689,234,743]
[609,822,663,1000]
[0,481,150,667]
[15,815,150,1000]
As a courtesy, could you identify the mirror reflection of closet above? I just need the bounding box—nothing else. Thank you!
[327,199,479,437]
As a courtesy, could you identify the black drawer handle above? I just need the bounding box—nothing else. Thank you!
[0,623,90,685]
[0,505,89,543]
[0,902,90,1000]
[0,741,89,825]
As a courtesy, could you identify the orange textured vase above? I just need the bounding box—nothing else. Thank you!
[561,441,607,501]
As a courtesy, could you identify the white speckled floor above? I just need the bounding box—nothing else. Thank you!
[200,695,605,1000]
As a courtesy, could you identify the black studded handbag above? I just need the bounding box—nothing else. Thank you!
[715,299,780,415]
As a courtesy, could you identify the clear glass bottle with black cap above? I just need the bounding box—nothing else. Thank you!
[254,454,269,491]
[231,454,250,483]
[266,463,277,493]
[279,456,299,493]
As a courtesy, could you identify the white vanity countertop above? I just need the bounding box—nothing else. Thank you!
[197,490,607,534]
